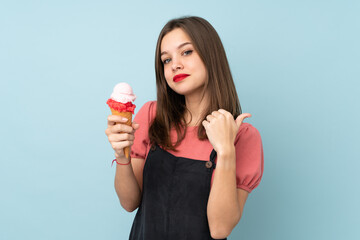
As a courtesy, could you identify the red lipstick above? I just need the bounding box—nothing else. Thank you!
[173,74,190,82]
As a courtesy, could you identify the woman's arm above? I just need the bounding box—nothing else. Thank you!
[202,109,252,239]
[207,148,248,239]
[114,157,144,212]
[105,115,144,212]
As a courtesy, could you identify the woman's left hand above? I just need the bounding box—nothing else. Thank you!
[202,109,251,156]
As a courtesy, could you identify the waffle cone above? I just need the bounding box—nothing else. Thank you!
[110,108,133,158]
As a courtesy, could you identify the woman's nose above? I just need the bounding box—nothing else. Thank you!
[171,57,184,71]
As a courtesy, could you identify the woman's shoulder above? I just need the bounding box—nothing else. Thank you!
[137,101,157,114]
[134,100,157,122]
[238,122,260,132]
[235,122,262,143]
[138,100,157,112]
[234,122,264,192]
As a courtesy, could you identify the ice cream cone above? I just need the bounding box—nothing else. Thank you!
[107,82,136,160]
[110,108,133,158]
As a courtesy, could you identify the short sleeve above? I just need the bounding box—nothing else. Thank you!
[130,101,156,160]
[235,123,264,193]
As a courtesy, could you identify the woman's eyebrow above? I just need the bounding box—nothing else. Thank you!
[161,42,192,56]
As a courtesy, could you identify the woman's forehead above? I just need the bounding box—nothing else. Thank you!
[160,28,192,52]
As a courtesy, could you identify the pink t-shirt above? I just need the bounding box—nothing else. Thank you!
[130,101,264,193]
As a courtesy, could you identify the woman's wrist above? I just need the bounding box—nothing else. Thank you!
[216,146,236,169]
[112,156,131,166]
[217,145,236,159]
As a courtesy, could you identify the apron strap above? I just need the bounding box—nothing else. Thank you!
[209,149,217,169]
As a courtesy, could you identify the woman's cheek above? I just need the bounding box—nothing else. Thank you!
[164,69,171,84]
[165,72,175,89]
[165,76,172,88]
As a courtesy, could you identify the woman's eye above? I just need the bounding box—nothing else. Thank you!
[163,58,171,64]
[183,50,193,56]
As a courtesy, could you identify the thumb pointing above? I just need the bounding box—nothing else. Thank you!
[236,113,252,127]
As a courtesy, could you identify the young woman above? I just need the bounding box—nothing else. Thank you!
[105,16,264,240]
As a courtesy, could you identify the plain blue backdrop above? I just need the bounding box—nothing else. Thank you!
[1,0,359,239]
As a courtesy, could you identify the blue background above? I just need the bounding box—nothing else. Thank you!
[1,0,359,239]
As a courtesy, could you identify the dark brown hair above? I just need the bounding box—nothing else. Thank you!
[149,16,241,151]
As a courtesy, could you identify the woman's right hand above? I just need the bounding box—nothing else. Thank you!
[105,115,140,163]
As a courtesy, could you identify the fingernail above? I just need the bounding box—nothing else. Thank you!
[122,117,128,121]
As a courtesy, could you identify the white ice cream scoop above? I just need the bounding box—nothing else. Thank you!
[110,82,137,103]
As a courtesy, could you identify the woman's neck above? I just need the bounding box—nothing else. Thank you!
[184,92,209,127]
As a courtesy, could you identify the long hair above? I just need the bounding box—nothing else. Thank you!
[149,16,241,151]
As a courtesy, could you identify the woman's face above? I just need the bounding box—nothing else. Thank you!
[160,28,208,98]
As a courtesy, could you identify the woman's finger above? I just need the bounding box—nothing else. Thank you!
[206,115,215,122]
[202,120,210,128]
[211,111,221,117]
[108,133,134,142]
[111,140,134,151]
[110,123,133,133]
[217,109,232,118]
[107,115,129,127]
[132,122,140,129]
